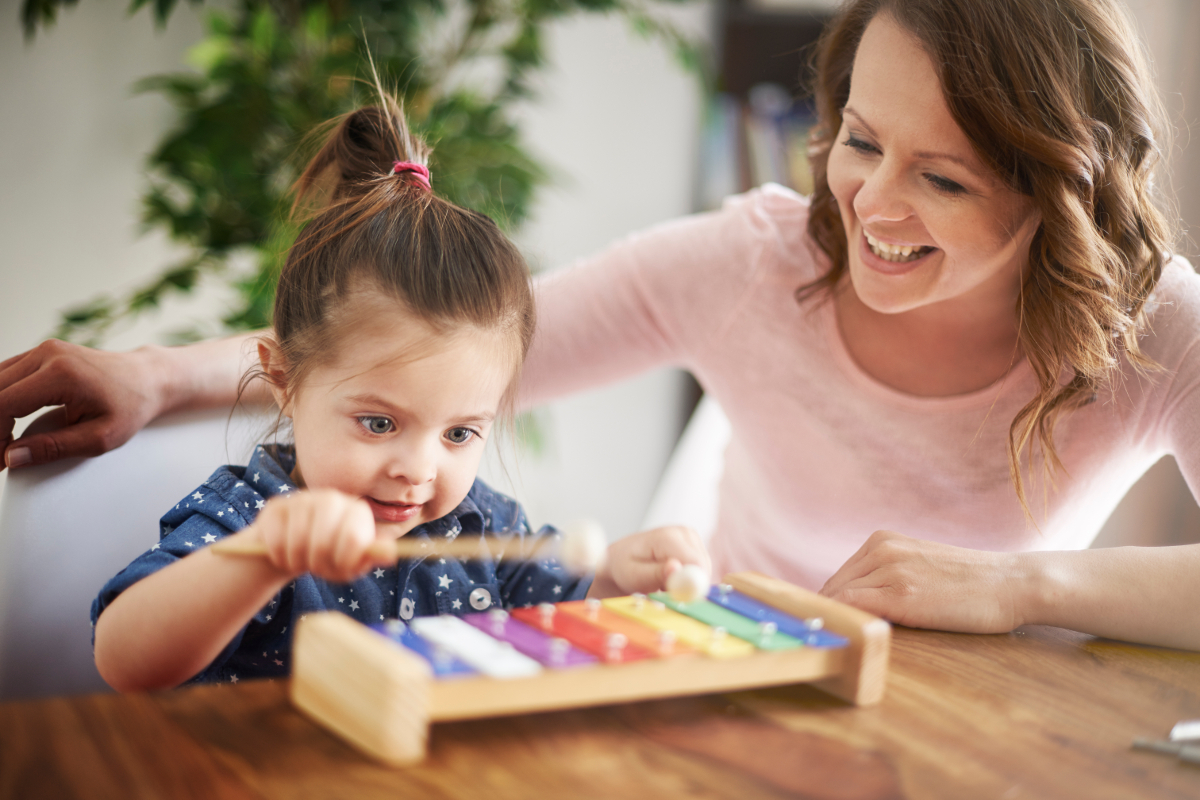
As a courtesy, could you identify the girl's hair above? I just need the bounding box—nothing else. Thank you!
[259,88,534,408]
[802,0,1175,514]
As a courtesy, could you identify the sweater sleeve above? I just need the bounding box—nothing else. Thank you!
[1146,257,1200,502]
[519,187,811,406]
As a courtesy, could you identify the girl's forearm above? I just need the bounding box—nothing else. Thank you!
[1017,543,1200,650]
[142,330,269,417]
[93,529,291,691]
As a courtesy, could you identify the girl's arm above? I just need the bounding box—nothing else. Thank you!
[820,530,1200,651]
[1,331,264,471]
[93,528,291,691]
[94,489,392,691]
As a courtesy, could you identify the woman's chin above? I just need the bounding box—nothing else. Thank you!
[847,265,937,316]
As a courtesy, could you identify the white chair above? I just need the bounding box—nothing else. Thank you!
[0,408,269,700]
[640,395,731,542]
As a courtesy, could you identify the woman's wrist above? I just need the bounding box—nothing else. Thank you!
[137,331,266,417]
[1008,551,1062,629]
[131,344,180,419]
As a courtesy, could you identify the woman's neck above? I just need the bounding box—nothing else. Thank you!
[834,283,1023,397]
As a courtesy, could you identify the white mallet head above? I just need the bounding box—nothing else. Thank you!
[558,519,608,575]
[666,563,711,604]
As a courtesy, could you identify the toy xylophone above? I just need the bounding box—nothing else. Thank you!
[290,571,892,765]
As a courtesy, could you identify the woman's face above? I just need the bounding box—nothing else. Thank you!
[826,12,1041,318]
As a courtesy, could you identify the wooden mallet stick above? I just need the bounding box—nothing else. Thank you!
[210,519,609,575]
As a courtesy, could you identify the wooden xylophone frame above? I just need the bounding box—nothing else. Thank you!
[290,571,892,765]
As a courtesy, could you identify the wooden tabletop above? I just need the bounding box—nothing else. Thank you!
[2,625,1197,799]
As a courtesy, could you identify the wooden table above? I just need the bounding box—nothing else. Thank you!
[2,625,1197,799]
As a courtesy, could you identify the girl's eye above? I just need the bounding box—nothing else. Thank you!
[842,135,879,155]
[445,427,475,445]
[925,174,967,197]
[358,416,394,435]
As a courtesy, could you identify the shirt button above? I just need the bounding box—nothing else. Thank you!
[399,597,415,620]
[469,587,492,611]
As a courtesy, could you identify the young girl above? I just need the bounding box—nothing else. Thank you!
[89,94,709,691]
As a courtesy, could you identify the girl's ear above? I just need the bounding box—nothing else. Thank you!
[257,340,294,417]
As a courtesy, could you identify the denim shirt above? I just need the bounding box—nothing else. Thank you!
[91,444,592,685]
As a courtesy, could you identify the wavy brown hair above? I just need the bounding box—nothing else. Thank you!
[803,0,1175,514]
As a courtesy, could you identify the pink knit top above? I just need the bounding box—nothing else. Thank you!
[520,186,1200,591]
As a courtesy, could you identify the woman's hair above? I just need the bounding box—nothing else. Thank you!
[803,0,1175,513]
[248,86,534,413]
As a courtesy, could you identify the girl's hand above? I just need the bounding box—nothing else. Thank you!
[820,530,1026,633]
[587,525,711,599]
[248,489,395,583]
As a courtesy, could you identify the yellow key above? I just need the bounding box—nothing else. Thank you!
[603,595,754,659]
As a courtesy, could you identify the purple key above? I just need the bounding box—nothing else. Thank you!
[463,609,598,668]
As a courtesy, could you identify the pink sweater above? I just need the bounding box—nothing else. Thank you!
[522,186,1200,591]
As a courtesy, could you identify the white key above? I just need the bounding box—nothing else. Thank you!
[410,615,542,679]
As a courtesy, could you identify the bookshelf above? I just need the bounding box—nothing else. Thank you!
[697,0,834,210]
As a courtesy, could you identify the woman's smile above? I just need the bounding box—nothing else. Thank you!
[859,230,938,276]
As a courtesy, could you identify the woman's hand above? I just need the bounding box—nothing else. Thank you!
[820,530,1027,634]
[0,340,166,471]
[587,525,712,599]
[248,489,396,583]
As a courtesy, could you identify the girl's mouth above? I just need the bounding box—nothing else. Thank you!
[366,497,421,523]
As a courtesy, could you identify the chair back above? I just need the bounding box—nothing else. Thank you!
[0,408,269,700]
[639,395,731,542]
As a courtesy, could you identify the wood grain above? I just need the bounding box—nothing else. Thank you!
[2,625,1198,799]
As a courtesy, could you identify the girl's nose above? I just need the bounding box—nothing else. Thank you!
[388,439,437,485]
[854,160,912,224]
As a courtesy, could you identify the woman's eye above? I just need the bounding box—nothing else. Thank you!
[842,135,879,155]
[358,417,394,435]
[445,427,474,445]
[926,174,967,196]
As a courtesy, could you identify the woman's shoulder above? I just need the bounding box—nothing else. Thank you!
[1142,254,1200,364]
[605,184,823,284]
[693,183,814,249]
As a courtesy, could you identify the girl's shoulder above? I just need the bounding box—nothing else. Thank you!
[461,478,528,535]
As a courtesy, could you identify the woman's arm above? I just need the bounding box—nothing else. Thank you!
[820,530,1200,650]
[1,332,264,471]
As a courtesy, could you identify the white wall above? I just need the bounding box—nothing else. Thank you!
[0,0,710,539]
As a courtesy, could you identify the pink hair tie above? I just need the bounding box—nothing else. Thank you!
[390,161,431,190]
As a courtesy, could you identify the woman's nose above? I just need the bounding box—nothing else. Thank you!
[854,160,912,224]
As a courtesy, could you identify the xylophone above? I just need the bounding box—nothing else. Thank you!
[290,571,892,765]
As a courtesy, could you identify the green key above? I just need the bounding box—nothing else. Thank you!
[649,593,805,651]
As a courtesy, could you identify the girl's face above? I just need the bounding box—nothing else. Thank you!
[268,304,514,539]
[826,13,1041,318]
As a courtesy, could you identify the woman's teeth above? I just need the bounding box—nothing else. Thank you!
[865,232,933,263]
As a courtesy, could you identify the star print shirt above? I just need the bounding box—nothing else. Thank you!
[91,444,591,685]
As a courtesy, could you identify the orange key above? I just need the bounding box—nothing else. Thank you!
[556,599,696,658]
[511,603,658,664]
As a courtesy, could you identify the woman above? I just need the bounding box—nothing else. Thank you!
[3,0,1198,648]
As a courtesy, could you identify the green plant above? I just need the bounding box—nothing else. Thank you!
[22,0,705,345]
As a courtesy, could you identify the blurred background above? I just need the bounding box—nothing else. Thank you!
[1,0,1197,549]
